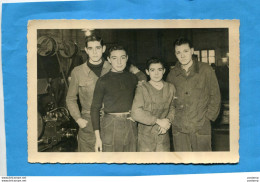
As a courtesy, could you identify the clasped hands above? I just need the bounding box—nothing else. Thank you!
[156,118,171,135]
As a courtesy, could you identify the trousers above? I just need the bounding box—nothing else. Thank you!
[138,125,170,152]
[100,114,137,152]
[77,114,95,152]
[172,120,212,151]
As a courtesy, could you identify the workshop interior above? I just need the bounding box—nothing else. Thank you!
[37,28,229,152]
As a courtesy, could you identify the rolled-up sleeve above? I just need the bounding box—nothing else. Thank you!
[66,69,81,121]
[131,86,157,125]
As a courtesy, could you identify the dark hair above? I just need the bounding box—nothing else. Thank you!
[108,45,128,57]
[85,35,104,47]
[174,37,193,48]
[146,57,165,70]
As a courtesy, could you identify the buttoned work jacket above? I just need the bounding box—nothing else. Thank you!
[66,60,111,121]
[166,60,221,133]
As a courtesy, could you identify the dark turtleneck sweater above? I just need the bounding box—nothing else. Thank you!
[87,59,105,77]
[91,71,138,130]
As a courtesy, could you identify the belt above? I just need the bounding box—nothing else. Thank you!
[106,112,130,117]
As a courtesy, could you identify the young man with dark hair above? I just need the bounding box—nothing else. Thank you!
[166,37,221,151]
[66,34,111,152]
[91,45,138,152]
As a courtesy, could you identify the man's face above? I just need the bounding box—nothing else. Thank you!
[108,50,128,72]
[85,41,106,63]
[175,43,194,66]
[146,63,165,82]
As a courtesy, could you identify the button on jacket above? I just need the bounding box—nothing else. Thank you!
[166,59,221,133]
[66,60,111,151]
[66,60,111,122]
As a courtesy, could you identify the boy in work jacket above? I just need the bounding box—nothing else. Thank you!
[166,37,221,151]
[66,35,111,152]
[131,58,175,152]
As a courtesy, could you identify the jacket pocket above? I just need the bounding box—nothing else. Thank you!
[79,78,95,94]
[197,118,211,135]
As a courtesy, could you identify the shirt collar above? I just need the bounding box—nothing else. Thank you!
[175,57,199,77]
[103,59,111,70]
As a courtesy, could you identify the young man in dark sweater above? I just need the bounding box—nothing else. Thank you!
[91,45,138,152]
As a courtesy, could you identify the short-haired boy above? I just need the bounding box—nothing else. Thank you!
[91,45,138,152]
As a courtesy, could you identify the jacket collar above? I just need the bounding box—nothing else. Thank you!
[175,57,199,77]
[83,57,111,76]
[101,60,112,76]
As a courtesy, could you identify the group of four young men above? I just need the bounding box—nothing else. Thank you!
[66,34,221,152]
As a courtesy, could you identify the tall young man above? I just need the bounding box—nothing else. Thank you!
[166,37,221,151]
[91,45,138,152]
[66,35,111,152]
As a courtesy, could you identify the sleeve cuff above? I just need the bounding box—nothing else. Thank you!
[74,116,82,123]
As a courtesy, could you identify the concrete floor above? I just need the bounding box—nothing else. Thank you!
[212,124,230,151]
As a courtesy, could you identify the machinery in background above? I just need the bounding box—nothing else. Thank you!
[37,35,82,152]
[38,106,78,152]
[37,78,78,152]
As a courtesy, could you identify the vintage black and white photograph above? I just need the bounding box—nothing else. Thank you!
[27,20,239,163]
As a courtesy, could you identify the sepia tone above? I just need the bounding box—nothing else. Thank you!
[27,19,240,163]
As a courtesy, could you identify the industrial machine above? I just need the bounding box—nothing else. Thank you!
[37,35,80,152]
[37,106,78,152]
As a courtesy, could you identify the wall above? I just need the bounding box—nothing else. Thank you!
[37,28,229,71]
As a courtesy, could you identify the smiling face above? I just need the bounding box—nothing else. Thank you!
[175,43,194,66]
[108,50,128,72]
[146,63,165,82]
[85,41,106,64]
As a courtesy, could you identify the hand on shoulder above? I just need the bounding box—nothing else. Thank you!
[137,80,146,87]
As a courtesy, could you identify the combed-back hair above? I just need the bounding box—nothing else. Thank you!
[174,37,193,48]
[85,35,104,47]
[108,45,128,57]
